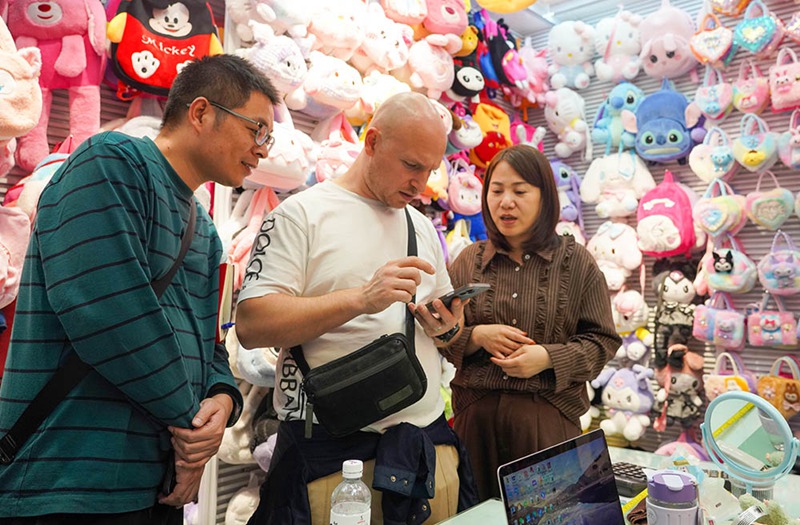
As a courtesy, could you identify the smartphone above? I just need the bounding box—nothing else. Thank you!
[425,283,491,311]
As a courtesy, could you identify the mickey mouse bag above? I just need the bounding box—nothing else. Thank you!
[107,0,223,98]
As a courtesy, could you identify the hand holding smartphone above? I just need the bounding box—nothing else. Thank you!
[425,283,491,312]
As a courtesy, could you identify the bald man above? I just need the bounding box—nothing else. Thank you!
[237,93,476,523]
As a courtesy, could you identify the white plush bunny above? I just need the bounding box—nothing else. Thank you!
[548,21,595,90]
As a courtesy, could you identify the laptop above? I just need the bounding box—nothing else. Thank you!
[496,429,625,525]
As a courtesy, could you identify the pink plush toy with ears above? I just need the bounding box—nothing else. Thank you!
[0,17,42,177]
[8,0,106,172]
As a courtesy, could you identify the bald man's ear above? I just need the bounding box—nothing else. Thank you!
[364,127,380,156]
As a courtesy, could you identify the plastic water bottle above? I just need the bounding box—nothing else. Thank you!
[330,459,371,525]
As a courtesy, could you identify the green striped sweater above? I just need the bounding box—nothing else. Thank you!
[0,132,241,516]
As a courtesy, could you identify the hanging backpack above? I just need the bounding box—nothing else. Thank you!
[637,170,700,258]
[757,230,800,295]
[107,0,223,99]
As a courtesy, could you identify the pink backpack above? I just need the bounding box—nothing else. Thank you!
[636,170,698,258]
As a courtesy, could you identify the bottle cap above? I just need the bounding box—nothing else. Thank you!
[342,459,363,478]
[647,470,698,504]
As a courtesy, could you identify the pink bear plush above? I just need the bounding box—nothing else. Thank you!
[8,0,106,172]
[0,17,42,177]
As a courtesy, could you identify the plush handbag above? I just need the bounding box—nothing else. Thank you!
[747,292,798,348]
[290,210,427,438]
[732,113,778,172]
[778,109,800,169]
[704,351,756,401]
[786,12,800,46]
[690,14,735,69]
[745,171,795,231]
[732,59,771,114]
[694,66,734,122]
[769,47,800,113]
[757,356,800,419]
[710,0,751,16]
[689,126,737,183]
[733,0,784,57]
[703,234,758,294]
[693,292,743,348]
[693,179,747,239]
[757,230,800,295]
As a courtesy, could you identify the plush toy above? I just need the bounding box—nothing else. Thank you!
[9,0,106,172]
[738,493,800,525]
[219,382,269,465]
[226,0,258,43]
[421,0,468,37]
[556,221,585,246]
[544,88,592,160]
[225,478,261,525]
[285,51,362,119]
[587,221,643,291]
[419,157,449,205]
[593,10,642,84]
[236,344,278,387]
[454,25,479,58]
[247,121,316,191]
[639,0,697,80]
[591,82,645,156]
[507,37,549,108]
[613,289,650,334]
[396,33,460,100]
[381,0,427,26]
[593,365,654,442]
[622,79,706,165]
[654,370,703,430]
[617,329,654,369]
[307,0,366,61]
[0,17,41,177]
[550,159,582,225]
[512,121,546,152]
[241,22,307,108]
[652,259,700,369]
[349,3,413,75]
[447,112,483,153]
[445,57,485,104]
[580,150,655,219]
[547,21,595,90]
[253,0,310,39]
[0,206,31,310]
[446,160,481,216]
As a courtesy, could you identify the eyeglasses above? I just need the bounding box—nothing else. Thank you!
[192,100,274,148]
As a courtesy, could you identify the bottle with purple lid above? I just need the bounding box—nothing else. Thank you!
[646,470,701,525]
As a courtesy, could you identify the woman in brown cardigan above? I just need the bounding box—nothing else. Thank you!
[441,144,620,501]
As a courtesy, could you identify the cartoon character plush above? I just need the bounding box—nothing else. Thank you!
[0,17,41,176]
[454,25,479,57]
[285,51,362,119]
[445,57,485,104]
[617,329,654,369]
[652,259,699,369]
[349,3,413,75]
[447,112,483,153]
[381,0,427,26]
[587,221,643,291]
[9,0,105,172]
[622,79,706,165]
[593,10,642,84]
[247,121,316,192]
[544,88,591,160]
[421,0,468,37]
[591,82,645,156]
[395,33,460,100]
[550,160,582,224]
[580,150,655,219]
[307,0,367,61]
[507,38,549,108]
[639,0,697,80]
[446,161,482,216]
[655,371,703,429]
[253,0,310,39]
[547,21,595,90]
[345,70,411,126]
[593,365,655,442]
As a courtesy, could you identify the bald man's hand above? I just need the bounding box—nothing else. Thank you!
[361,256,435,314]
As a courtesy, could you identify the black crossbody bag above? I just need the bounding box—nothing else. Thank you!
[290,209,427,439]
[0,205,196,489]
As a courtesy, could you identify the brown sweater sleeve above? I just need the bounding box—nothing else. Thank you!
[440,243,481,370]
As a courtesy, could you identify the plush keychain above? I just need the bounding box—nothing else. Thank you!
[9,0,106,171]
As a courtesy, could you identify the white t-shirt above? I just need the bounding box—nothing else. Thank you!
[238,181,451,432]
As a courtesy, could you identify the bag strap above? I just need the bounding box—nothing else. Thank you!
[715,352,741,376]
[705,126,729,147]
[703,65,724,87]
[759,291,788,312]
[769,229,796,254]
[770,355,800,379]
[710,291,735,311]
[0,203,197,465]
[744,0,766,19]
[290,208,418,377]
[754,170,781,193]
[777,47,798,66]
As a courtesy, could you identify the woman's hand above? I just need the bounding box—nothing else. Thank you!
[472,325,534,359]
[490,344,553,379]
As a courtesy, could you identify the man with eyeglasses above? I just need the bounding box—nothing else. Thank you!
[236,92,478,524]
[0,55,279,525]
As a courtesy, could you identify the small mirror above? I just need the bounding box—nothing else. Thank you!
[702,392,800,492]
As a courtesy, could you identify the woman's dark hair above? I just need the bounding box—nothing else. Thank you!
[161,55,280,129]
[481,144,560,254]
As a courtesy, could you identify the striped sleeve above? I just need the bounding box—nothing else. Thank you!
[34,140,200,427]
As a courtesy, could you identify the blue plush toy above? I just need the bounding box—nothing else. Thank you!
[452,211,487,241]
[622,79,707,164]
[591,82,645,156]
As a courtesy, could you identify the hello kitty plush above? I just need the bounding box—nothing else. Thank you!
[544,88,591,160]
[593,365,655,442]
[548,21,595,90]
[9,0,106,172]
[446,159,482,216]
[593,10,642,84]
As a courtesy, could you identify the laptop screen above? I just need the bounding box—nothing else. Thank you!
[496,429,624,525]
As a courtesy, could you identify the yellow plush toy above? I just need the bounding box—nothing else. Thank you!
[475,0,538,13]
